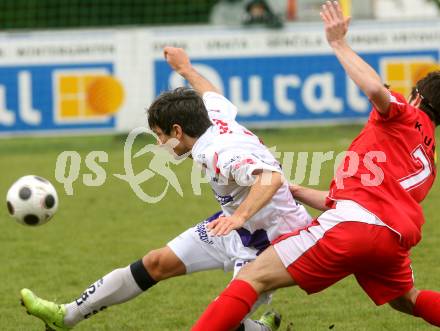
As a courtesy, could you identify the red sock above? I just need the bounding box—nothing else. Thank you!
[413,290,440,326]
[191,279,258,331]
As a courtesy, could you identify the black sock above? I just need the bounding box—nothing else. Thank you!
[129,259,158,291]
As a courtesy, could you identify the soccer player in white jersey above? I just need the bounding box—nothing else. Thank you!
[20,47,311,331]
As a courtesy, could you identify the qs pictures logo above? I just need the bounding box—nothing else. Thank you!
[54,69,124,124]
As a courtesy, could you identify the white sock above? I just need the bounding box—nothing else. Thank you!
[64,266,143,327]
[243,318,271,331]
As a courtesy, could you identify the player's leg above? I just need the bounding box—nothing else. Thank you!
[61,217,228,327]
[413,288,440,326]
[229,259,283,331]
[21,246,185,330]
[238,247,296,293]
[142,246,186,280]
[192,207,385,331]
[192,246,295,331]
[62,246,188,326]
[171,219,281,331]
[388,287,419,315]
[389,287,440,326]
[353,223,440,327]
[21,212,226,329]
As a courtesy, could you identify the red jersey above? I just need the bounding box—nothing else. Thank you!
[327,91,436,249]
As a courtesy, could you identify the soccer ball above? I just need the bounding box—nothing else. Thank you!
[6,175,59,226]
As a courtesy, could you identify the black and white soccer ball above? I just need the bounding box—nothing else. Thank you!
[6,175,59,226]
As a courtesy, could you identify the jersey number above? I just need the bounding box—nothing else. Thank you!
[212,119,230,134]
[399,146,432,191]
[212,118,255,137]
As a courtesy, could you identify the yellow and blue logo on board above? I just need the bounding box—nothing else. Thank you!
[381,57,440,98]
[54,69,124,124]
[381,57,439,166]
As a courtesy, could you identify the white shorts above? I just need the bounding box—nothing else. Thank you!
[167,211,272,314]
[167,211,258,276]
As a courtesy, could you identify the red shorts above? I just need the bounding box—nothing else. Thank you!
[273,200,414,305]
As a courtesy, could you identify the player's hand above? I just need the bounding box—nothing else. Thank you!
[320,1,351,47]
[163,47,192,75]
[207,215,246,236]
[289,183,302,197]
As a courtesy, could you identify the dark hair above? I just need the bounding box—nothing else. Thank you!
[411,71,440,126]
[147,87,212,138]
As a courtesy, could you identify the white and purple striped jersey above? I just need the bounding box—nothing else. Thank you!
[191,92,311,250]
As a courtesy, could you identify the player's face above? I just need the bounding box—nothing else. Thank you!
[151,126,189,157]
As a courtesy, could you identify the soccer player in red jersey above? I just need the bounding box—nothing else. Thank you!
[191,1,440,330]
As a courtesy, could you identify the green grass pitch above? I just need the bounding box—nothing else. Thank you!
[1,125,439,330]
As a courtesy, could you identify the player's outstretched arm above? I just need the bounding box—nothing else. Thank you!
[321,1,390,114]
[163,46,220,95]
[290,184,329,211]
[207,171,283,236]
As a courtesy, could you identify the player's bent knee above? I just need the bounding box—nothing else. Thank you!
[389,298,412,315]
[236,247,295,294]
[142,249,169,281]
[142,247,185,281]
[389,288,420,315]
[235,265,266,294]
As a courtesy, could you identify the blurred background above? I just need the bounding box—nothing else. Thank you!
[0,0,439,29]
[1,1,440,330]
[0,0,439,136]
